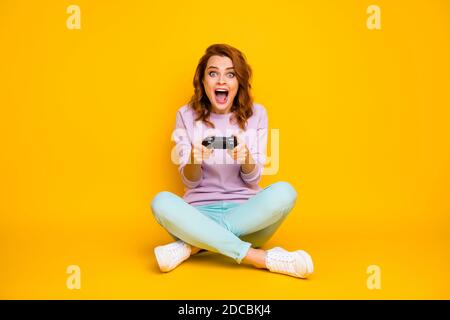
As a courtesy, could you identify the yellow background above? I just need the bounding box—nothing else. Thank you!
[1,0,449,299]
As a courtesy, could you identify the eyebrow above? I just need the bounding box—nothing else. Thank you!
[207,66,235,70]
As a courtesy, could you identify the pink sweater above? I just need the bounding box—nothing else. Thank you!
[172,103,268,206]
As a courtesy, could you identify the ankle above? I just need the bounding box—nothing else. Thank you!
[242,248,268,269]
[190,245,202,255]
[255,250,268,269]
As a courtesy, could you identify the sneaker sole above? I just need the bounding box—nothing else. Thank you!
[154,246,170,272]
[294,250,314,278]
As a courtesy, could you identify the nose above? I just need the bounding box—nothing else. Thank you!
[218,74,227,84]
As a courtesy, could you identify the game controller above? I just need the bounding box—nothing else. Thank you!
[202,136,238,150]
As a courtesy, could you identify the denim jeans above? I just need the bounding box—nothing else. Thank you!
[150,181,298,263]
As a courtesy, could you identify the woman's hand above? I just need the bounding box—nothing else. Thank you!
[227,133,250,164]
[190,138,214,164]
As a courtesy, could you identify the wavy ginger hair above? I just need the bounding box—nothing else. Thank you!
[188,44,254,130]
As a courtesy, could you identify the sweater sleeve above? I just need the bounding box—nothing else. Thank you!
[173,110,202,189]
[240,106,268,186]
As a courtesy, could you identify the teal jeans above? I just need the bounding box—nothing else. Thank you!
[150,181,298,264]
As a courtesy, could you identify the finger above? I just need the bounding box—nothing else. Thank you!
[203,147,211,157]
[194,137,204,145]
[201,145,211,155]
[204,146,213,156]
[195,147,204,156]
[192,141,201,151]
[233,132,244,145]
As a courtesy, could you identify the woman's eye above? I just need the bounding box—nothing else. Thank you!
[227,73,235,78]
[209,71,217,77]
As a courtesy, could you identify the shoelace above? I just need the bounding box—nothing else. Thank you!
[164,242,190,263]
[267,250,297,273]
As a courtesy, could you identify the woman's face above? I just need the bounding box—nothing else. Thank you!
[202,55,239,114]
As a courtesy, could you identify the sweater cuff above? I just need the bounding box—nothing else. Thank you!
[181,165,202,188]
[240,164,260,184]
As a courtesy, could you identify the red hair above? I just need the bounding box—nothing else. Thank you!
[188,44,254,130]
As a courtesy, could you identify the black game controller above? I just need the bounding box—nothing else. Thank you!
[202,136,238,150]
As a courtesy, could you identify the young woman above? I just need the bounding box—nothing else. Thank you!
[150,44,313,278]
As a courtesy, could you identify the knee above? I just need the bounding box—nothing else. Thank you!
[150,191,175,221]
[270,181,298,208]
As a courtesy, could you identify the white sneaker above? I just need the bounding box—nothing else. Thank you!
[265,247,314,278]
[154,240,192,272]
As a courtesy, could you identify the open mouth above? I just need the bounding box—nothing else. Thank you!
[214,89,229,105]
